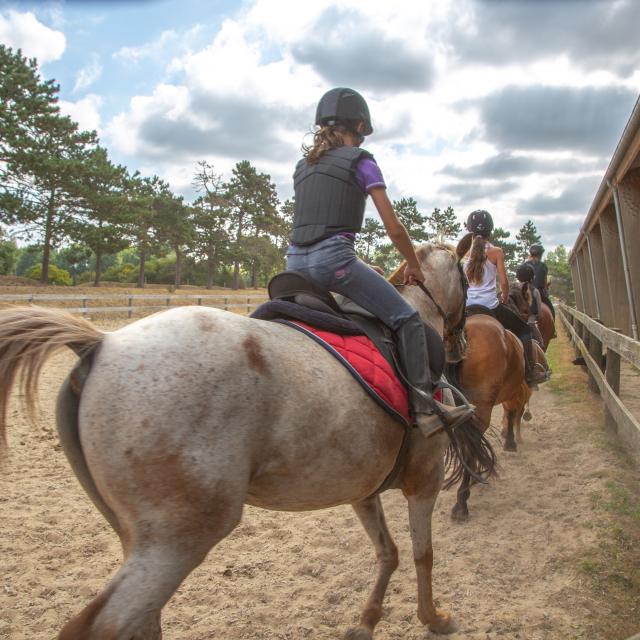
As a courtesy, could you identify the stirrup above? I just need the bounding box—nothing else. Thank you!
[434,379,475,412]
[412,384,475,438]
[416,404,472,438]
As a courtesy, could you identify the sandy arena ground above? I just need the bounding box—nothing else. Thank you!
[0,320,637,640]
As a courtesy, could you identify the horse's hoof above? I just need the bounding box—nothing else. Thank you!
[450,505,469,523]
[523,410,532,421]
[344,627,373,640]
[428,610,458,634]
[503,440,517,452]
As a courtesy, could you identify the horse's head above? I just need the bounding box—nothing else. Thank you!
[389,242,468,362]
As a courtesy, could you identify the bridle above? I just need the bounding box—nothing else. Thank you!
[397,259,468,343]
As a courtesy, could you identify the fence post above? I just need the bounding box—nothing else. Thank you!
[247,296,250,314]
[604,329,622,432]
[82,298,87,318]
[128,296,133,319]
[166,296,170,307]
[587,330,603,393]
[224,297,228,311]
[197,297,202,306]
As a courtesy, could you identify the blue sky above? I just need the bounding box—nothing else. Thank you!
[2,0,640,250]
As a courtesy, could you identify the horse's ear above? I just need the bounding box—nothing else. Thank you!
[388,260,406,285]
[456,233,473,260]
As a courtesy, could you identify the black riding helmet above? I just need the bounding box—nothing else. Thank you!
[529,244,544,257]
[466,209,494,238]
[516,262,535,283]
[315,87,373,136]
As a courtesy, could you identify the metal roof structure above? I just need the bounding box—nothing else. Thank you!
[569,94,640,339]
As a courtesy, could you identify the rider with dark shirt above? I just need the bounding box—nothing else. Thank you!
[526,244,555,320]
[286,87,471,437]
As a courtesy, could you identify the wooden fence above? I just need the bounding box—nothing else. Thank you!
[0,293,268,318]
[559,302,640,461]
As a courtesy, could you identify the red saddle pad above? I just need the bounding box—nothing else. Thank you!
[286,321,443,425]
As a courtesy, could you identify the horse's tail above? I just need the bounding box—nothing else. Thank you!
[443,412,497,490]
[0,306,104,448]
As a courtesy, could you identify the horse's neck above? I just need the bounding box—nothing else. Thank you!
[399,287,444,335]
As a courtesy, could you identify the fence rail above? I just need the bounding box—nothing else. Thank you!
[0,293,268,317]
[559,302,640,461]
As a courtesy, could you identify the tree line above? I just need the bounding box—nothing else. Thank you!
[0,45,294,289]
[0,44,573,299]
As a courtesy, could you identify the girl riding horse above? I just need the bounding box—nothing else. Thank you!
[459,210,547,387]
[286,87,471,436]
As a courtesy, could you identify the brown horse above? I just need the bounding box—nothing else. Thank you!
[447,313,531,521]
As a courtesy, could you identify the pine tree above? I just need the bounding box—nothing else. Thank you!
[225,161,279,289]
[127,174,167,288]
[356,217,385,261]
[546,245,574,304]
[515,220,542,262]
[0,227,18,275]
[154,193,194,289]
[276,199,294,252]
[68,147,131,286]
[393,197,429,243]
[426,206,462,242]
[491,227,519,274]
[191,161,230,289]
[0,45,97,283]
[371,243,402,274]
[55,244,92,285]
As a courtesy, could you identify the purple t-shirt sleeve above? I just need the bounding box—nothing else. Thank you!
[354,157,386,193]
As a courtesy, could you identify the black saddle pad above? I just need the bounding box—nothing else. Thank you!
[252,271,445,381]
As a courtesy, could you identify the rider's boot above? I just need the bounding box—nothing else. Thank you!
[396,313,474,438]
[524,339,548,388]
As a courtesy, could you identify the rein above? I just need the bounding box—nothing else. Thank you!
[394,260,468,340]
[415,281,448,322]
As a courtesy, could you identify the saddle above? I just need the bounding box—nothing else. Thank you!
[252,271,445,381]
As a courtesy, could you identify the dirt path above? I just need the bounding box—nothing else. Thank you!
[1,324,638,639]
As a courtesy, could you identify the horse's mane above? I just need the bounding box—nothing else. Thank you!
[387,242,457,285]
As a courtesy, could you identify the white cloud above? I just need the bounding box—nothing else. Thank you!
[113,29,178,63]
[59,94,103,133]
[74,53,102,93]
[104,0,639,249]
[0,10,65,63]
[113,25,203,65]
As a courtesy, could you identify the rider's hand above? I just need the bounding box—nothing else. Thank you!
[404,264,425,285]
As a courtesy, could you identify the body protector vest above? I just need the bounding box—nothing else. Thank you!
[291,146,373,246]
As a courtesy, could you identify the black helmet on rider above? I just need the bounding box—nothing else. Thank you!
[315,87,373,137]
[516,262,535,283]
[529,244,544,257]
[466,209,494,238]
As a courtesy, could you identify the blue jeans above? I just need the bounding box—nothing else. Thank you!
[286,235,416,330]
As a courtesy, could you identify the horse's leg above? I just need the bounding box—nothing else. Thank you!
[450,469,471,522]
[344,496,399,640]
[515,405,525,443]
[501,406,508,438]
[407,492,457,634]
[503,406,517,451]
[451,403,492,522]
[57,486,244,639]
